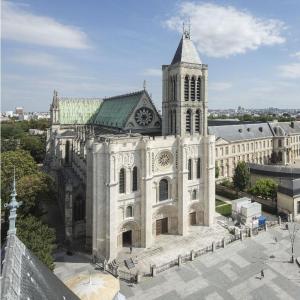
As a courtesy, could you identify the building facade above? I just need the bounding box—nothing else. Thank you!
[210,121,300,179]
[47,32,215,261]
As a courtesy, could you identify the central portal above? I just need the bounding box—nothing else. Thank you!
[122,230,132,247]
[156,218,168,235]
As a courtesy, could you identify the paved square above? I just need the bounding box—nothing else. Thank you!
[120,226,300,299]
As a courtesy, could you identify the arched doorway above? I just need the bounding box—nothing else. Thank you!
[118,221,140,248]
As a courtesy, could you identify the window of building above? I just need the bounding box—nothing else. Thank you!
[232,145,235,154]
[188,159,192,180]
[242,144,245,152]
[186,110,191,133]
[197,77,201,101]
[190,76,196,101]
[278,140,282,147]
[216,148,218,157]
[184,76,189,101]
[197,158,201,178]
[159,179,169,201]
[238,145,240,153]
[132,166,138,191]
[119,168,125,193]
[192,189,197,200]
[126,206,133,218]
[225,147,229,155]
[195,110,200,133]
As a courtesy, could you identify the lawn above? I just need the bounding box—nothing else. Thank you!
[215,198,232,217]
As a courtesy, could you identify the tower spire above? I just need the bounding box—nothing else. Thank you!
[4,167,22,236]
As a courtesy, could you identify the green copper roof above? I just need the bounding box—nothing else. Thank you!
[93,91,144,128]
[59,98,102,125]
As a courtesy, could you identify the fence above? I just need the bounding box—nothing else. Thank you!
[152,221,279,276]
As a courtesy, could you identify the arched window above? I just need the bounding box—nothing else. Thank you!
[188,159,192,180]
[173,76,177,101]
[132,166,138,191]
[186,110,191,133]
[197,77,201,101]
[278,151,283,162]
[195,110,200,133]
[197,158,201,178]
[126,206,133,218]
[173,110,176,134]
[159,179,168,201]
[119,168,125,193]
[191,76,196,101]
[170,111,173,133]
[184,76,189,101]
[74,195,85,221]
[192,189,197,200]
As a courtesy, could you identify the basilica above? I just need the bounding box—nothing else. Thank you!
[47,31,216,261]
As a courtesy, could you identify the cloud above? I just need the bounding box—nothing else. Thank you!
[143,68,161,77]
[278,63,300,79]
[291,52,300,59]
[209,82,232,91]
[10,51,74,70]
[165,2,285,57]
[2,1,90,49]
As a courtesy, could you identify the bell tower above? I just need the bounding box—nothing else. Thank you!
[162,28,208,137]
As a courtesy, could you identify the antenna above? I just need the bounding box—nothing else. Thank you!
[143,80,146,90]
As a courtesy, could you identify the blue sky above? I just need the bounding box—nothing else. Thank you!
[2,0,300,112]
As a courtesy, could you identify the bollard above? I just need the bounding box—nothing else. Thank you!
[240,231,243,241]
[222,238,226,248]
[278,216,281,226]
[190,250,195,261]
[103,259,108,271]
[178,255,182,267]
[249,228,252,237]
[136,272,141,283]
[264,223,268,231]
[151,265,156,277]
[212,241,216,252]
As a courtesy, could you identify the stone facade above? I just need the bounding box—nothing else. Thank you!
[47,32,215,261]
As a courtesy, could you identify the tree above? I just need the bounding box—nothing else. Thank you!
[20,134,46,163]
[249,178,278,200]
[17,215,56,270]
[16,172,56,216]
[1,150,38,206]
[215,163,220,178]
[233,161,250,192]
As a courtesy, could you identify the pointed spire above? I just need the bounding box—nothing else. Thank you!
[143,80,147,91]
[4,167,22,236]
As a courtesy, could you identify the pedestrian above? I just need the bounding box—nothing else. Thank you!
[260,269,264,279]
[274,236,278,243]
[130,246,132,254]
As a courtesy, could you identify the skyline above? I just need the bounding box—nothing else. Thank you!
[2,0,300,112]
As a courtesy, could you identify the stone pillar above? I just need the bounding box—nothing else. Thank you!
[222,238,226,248]
[190,250,195,261]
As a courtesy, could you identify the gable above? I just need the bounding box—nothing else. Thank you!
[124,91,161,131]
[215,137,229,145]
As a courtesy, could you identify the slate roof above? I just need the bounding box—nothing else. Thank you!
[208,123,273,142]
[278,178,300,197]
[270,121,300,136]
[58,97,102,125]
[1,234,79,300]
[171,35,201,65]
[93,90,144,128]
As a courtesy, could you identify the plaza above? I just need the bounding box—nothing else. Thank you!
[120,226,300,299]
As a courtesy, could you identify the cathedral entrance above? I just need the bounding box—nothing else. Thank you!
[189,212,196,225]
[122,230,132,247]
[156,218,168,235]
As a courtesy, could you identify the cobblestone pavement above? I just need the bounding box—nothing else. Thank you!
[120,226,300,299]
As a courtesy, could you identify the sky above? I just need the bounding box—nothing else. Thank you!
[2,0,300,112]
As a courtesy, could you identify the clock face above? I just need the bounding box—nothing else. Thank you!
[135,107,154,126]
[156,151,173,169]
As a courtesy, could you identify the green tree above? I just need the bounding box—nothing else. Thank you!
[233,161,250,192]
[21,134,46,163]
[16,172,56,216]
[249,178,278,200]
[1,150,38,206]
[215,163,220,178]
[17,215,56,270]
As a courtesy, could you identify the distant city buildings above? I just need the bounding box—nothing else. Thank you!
[1,107,50,122]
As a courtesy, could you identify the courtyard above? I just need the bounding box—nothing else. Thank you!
[120,226,300,299]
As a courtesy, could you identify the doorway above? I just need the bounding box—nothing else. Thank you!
[189,212,196,225]
[156,218,168,235]
[122,230,132,247]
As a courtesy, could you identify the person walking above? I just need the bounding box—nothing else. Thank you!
[260,269,264,279]
[130,246,132,254]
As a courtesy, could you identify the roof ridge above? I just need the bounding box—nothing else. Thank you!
[59,97,102,101]
[104,90,144,101]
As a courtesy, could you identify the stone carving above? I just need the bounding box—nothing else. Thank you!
[156,150,173,169]
[135,107,154,126]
